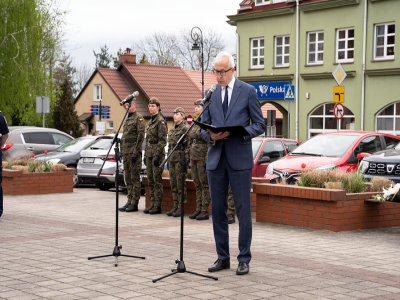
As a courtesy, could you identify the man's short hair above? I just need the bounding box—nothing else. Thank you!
[214,52,235,69]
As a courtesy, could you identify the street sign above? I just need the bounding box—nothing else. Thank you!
[96,121,105,132]
[284,85,295,101]
[36,96,50,114]
[100,112,110,116]
[90,108,110,112]
[334,103,345,120]
[91,112,99,115]
[100,116,110,119]
[332,64,347,86]
[187,114,193,125]
[334,86,345,103]
[90,105,110,109]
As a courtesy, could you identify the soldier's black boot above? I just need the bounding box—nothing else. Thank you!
[126,204,138,212]
[166,206,178,216]
[189,211,201,219]
[149,206,162,214]
[118,202,130,212]
[143,205,154,214]
[196,211,209,220]
[172,208,182,217]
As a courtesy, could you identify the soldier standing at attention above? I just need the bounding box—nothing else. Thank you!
[118,100,145,212]
[166,107,189,218]
[143,98,167,215]
[187,100,211,220]
[0,111,9,218]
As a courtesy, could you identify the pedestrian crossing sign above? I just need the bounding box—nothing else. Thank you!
[284,85,295,101]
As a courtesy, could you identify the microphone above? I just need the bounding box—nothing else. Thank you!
[120,91,139,106]
[201,84,217,104]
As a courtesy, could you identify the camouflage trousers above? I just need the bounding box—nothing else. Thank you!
[228,183,236,215]
[169,160,187,207]
[123,154,141,205]
[146,156,164,206]
[191,160,210,212]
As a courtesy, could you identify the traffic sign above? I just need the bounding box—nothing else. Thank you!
[187,114,193,125]
[90,105,110,108]
[334,103,344,120]
[284,85,295,101]
[91,108,110,111]
[100,116,110,119]
[332,64,347,86]
[334,86,345,103]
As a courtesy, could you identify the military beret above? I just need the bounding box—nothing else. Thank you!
[173,107,185,114]
[149,97,160,105]
[194,99,203,105]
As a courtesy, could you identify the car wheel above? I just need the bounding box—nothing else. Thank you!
[95,183,114,191]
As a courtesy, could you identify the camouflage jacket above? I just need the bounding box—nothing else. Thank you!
[145,113,167,158]
[121,111,145,155]
[168,122,189,162]
[187,121,208,161]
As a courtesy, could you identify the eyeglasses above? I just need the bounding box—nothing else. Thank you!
[213,68,233,76]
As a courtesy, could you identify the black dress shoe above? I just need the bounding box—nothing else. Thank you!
[228,214,235,224]
[166,207,178,216]
[208,259,230,272]
[143,205,154,214]
[236,262,249,275]
[118,202,130,212]
[172,208,181,217]
[149,206,162,214]
[125,204,138,212]
[189,211,201,219]
[196,211,209,220]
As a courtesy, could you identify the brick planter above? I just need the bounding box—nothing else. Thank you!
[253,183,400,232]
[143,177,267,214]
[3,168,76,195]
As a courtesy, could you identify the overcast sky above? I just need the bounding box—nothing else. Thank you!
[63,0,240,68]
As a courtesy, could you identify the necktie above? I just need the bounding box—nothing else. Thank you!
[223,86,229,118]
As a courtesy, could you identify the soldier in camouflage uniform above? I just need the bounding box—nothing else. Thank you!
[186,100,211,220]
[118,100,145,212]
[143,97,168,215]
[166,107,189,218]
[228,184,236,224]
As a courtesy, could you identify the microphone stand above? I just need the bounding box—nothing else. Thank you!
[153,98,218,283]
[88,101,145,267]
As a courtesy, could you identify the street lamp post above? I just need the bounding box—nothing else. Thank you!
[191,27,204,97]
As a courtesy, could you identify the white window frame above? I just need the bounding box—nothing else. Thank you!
[275,35,290,67]
[307,31,324,65]
[106,121,113,130]
[250,38,265,68]
[273,0,286,3]
[336,27,355,63]
[374,22,395,60]
[375,102,400,136]
[93,84,102,102]
[254,0,270,6]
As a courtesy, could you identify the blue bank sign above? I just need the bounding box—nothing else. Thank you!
[248,81,291,100]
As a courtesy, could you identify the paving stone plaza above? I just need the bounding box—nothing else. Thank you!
[1,186,400,300]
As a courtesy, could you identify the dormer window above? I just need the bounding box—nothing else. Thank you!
[255,0,270,6]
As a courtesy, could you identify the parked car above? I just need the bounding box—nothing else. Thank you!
[359,138,400,183]
[264,131,400,184]
[251,137,301,177]
[1,126,74,161]
[34,136,98,187]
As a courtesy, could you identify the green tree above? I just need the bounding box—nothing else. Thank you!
[112,47,123,68]
[139,54,150,64]
[52,78,83,138]
[53,52,78,97]
[93,44,112,68]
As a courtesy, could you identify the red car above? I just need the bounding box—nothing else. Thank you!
[251,137,301,177]
[264,131,400,183]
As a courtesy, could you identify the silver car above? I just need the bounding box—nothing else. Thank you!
[1,126,73,161]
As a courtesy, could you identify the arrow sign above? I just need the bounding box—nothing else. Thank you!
[101,112,110,116]
[91,112,99,115]
[187,114,193,125]
[334,103,344,120]
[101,115,110,119]
[90,108,110,112]
[90,105,110,108]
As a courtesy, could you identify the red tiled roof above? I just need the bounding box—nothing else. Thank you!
[97,68,132,101]
[183,70,218,94]
[123,63,202,118]
[262,103,283,119]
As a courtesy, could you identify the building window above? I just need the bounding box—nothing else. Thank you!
[375,23,395,60]
[336,28,354,63]
[106,121,113,130]
[307,31,324,64]
[251,38,264,68]
[309,103,355,138]
[93,84,102,101]
[255,0,270,5]
[275,36,290,67]
[376,102,400,136]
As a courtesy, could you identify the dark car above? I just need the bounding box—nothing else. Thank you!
[34,136,98,187]
[359,138,400,183]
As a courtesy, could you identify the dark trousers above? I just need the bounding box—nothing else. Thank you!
[0,167,3,216]
[207,147,252,263]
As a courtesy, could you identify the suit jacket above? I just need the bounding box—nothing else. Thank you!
[200,78,266,171]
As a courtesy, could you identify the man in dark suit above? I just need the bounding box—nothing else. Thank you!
[200,52,265,275]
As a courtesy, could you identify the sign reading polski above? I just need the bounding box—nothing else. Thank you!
[248,81,291,100]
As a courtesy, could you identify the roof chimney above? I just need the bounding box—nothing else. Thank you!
[120,47,136,64]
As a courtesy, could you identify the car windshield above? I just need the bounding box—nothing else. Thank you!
[252,140,263,159]
[290,134,359,157]
[56,137,95,152]
[86,138,113,150]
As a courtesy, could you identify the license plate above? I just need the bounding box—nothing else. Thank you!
[83,158,94,163]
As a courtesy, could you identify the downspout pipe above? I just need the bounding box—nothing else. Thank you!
[361,0,368,131]
[295,0,299,140]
